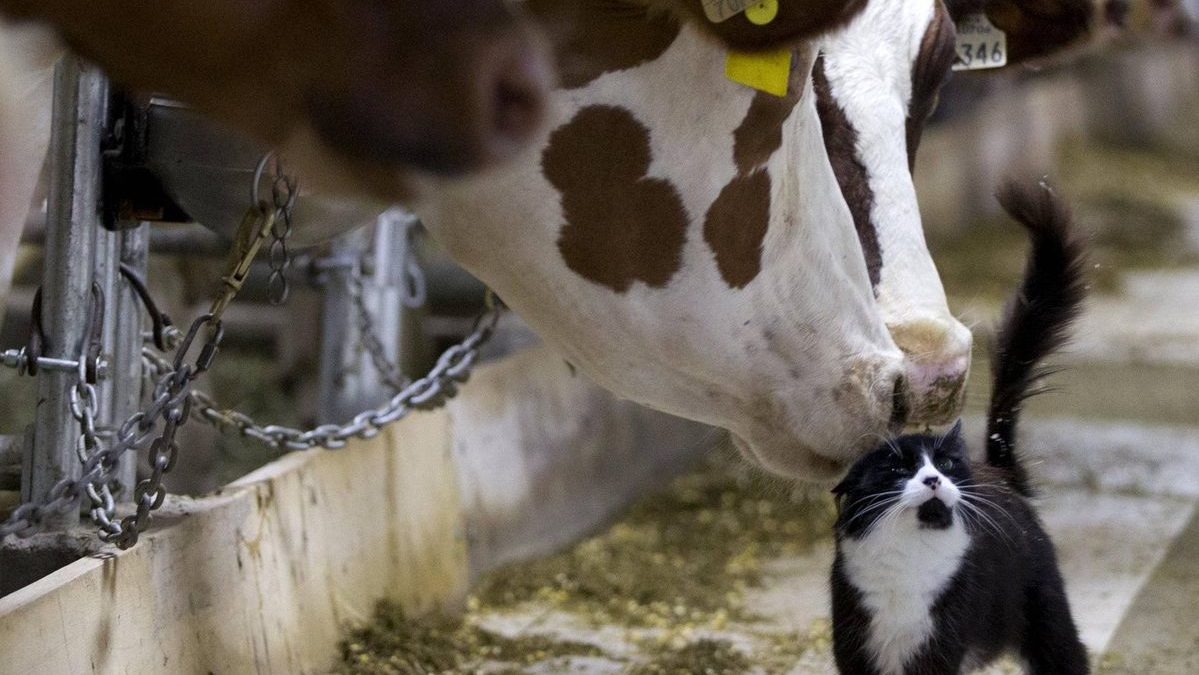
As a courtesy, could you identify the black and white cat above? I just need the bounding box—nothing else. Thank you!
[829,181,1090,675]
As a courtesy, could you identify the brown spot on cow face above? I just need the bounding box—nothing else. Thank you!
[526,0,681,90]
[731,48,807,173]
[812,56,881,290]
[906,1,957,169]
[657,0,868,52]
[544,105,689,293]
[704,170,772,289]
[703,58,805,290]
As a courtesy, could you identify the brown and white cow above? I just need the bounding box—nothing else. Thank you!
[0,0,1106,481]
[0,0,554,187]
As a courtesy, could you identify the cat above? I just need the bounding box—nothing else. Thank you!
[828,180,1090,675]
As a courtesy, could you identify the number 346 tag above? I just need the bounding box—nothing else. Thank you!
[952,14,1007,71]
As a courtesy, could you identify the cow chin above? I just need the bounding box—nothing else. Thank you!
[728,354,908,483]
[730,433,851,483]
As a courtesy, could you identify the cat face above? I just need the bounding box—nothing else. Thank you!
[833,421,972,538]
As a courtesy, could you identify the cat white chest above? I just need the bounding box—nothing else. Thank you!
[841,515,971,675]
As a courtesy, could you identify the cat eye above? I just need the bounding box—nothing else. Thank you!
[937,458,955,471]
[891,467,908,475]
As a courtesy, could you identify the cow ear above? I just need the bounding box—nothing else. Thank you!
[949,0,1095,63]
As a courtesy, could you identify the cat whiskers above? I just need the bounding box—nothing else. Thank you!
[842,490,906,532]
[953,486,1018,547]
[954,497,1011,545]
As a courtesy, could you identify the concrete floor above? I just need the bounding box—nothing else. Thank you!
[464,477,1198,673]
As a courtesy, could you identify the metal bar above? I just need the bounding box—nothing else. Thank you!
[24,58,108,529]
[315,230,368,424]
[23,217,231,258]
[102,224,149,499]
[315,213,417,423]
[370,211,413,377]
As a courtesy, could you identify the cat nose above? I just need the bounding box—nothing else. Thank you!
[923,475,941,490]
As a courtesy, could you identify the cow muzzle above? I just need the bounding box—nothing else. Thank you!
[305,12,553,177]
[889,317,973,425]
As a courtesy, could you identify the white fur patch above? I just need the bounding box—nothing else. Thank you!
[841,460,969,675]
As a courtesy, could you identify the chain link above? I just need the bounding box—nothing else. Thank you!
[257,153,297,306]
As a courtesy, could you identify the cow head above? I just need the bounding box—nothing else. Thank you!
[812,0,1105,424]
[0,0,554,194]
[419,8,912,481]
[417,0,1130,480]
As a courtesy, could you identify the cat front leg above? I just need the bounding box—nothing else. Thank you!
[831,561,883,675]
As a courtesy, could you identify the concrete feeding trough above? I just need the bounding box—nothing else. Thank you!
[0,344,712,673]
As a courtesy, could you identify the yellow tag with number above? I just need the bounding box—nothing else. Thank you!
[725,49,792,97]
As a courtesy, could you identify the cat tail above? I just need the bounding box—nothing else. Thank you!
[987,179,1088,495]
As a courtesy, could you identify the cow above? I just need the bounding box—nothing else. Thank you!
[0,0,1113,482]
[0,0,554,190]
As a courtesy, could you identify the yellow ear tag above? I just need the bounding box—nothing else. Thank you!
[745,0,779,25]
[725,49,792,97]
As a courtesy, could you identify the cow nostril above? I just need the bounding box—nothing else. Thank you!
[488,41,550,153]
[923,475,940,489]
[889,373,910,431]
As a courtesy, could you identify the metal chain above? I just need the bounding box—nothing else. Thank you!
[350,264,409,392]
[1,193,284,546]
[351,211,427,390]
[69,348,117,533]
[0,317,214,542]
[145,296,501,454]
[0,177,496,546]
[257,152,297,306]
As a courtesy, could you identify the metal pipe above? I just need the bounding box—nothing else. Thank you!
[316,230,367,424]
[25,58,108,529]
[103,224,149,498]
[22,216,231,258]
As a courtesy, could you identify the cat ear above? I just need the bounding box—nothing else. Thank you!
[832,476,851,496]
[945,419,964,443]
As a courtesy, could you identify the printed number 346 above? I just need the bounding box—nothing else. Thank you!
[956,41,1002,67]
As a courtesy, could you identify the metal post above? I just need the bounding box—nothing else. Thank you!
[370,210,418,376]
[23,58,108,529]
[317,230,369,424]
[316,212,417,423]
[96,224,148,499]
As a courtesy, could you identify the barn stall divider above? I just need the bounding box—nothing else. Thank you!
[0,58,713,673]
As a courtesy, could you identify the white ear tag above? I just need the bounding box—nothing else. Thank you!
[952,14,1007,71]
[702,0,751,23]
